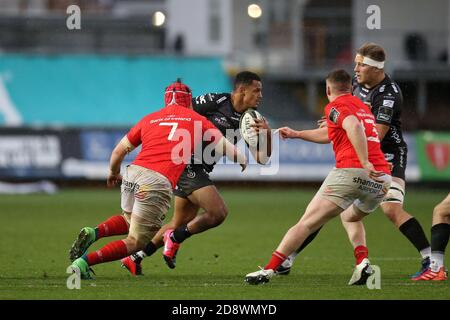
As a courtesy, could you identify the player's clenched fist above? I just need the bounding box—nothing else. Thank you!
[107,172,122,188]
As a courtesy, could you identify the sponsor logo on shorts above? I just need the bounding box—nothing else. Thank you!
[135,184,151,200]
[353,177,383,193]
[187,169,196,179]
[123,179,139,192]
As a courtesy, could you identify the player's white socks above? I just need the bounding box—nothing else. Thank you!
[430,252,444,272]
[420,247,431,259]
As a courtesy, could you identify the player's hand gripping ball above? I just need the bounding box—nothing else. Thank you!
[239,108,264,148]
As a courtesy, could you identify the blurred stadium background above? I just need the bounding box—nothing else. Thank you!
[0,0,449,300]
[0,0,449,184]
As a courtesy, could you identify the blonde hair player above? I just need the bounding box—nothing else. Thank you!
[278,43,432,282]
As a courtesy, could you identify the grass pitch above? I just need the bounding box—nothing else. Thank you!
[0,187,449,300]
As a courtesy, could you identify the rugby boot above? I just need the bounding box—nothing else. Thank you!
[121,255,143,276]
[412,267,448,281]
[245,267,275,285]
[348,258,374,285]
[410,256,431,279]
[69,227,96,262]
[70,257,94,280]
[163,229,180,269]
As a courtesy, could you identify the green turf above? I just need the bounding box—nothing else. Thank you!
[0,187,448,300]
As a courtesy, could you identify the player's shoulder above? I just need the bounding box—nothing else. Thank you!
[140,108,163,121]
[185,107,210,120]
[325,100,343,120]
[194,92,230,105]
[352,75,359,87]
[373,75,402,99]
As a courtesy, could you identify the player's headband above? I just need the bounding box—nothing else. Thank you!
[360,55,384,69]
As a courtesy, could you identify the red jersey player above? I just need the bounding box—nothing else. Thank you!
[245,69,392,285]
[69,79,247,279]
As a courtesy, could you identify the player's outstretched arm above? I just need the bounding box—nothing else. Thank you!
[278,126,330,144]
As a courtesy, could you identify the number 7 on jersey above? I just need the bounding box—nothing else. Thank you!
[159,122,179,141]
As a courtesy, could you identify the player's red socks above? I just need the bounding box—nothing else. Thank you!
[96,215,129,239]
[86,240,128,266]
[354,245,369,265]
[264,251,287,270]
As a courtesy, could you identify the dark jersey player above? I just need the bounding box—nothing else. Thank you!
[352,66,407,180]
[278,43,431,280]
[68,79,247,279]
[121,71,272,275]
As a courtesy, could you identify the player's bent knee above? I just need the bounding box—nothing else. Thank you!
[128,220,160,248]
[203,210,227,228]
[122,211,132,225]
[124,235,142,252]
[382,203,407,224]
[434,202,450,219]
[215,206,228,222]
[129,234,154,251]
[204,205,228,226]
[382,207,396,221]
[341,213,362,223]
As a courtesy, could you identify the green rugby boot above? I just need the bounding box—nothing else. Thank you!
[69,227,96,262]
[70,257,94,280]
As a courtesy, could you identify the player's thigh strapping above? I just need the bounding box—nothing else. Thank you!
[121,165,172,244]
[383,145,407,204]
[318,168,391,213]
[382,178,405,204]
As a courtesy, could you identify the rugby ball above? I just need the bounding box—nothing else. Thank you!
[239,108,264,148]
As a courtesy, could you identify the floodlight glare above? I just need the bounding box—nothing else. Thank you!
[248,4,262,19]
[152,11,166,27]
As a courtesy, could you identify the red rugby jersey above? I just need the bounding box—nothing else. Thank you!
[126,104,221,187]
[325,94,390,174]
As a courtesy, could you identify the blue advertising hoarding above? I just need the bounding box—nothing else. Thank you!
[0,127,420,182]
